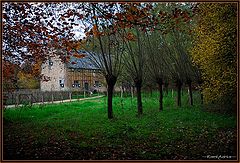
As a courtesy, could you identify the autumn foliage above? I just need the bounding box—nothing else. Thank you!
[191,3,237,110]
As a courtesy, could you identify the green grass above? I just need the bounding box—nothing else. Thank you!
[3,91,237,160]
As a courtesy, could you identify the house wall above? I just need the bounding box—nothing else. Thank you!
[66,69,106,92]
[40,56,68,91]
[40,54,106,92]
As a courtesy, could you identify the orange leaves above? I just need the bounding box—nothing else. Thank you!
[92,24,99,36]
[73,53,86,59]
[77,14,84,20]
[85,24,105,37]
[63,55,71,63]
[3,60,16,80]
[60,16,65,21]
[65,41,82,52]
[126,15,134,22]
[67,46,72,52]
[93,24,97,31]
[31,59,43,77]
[129,5,138,13]
[92,24,104,37]
[125,32,136,41]
[115,13,123,20]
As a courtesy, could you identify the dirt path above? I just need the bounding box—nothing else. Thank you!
[4,95,104,109]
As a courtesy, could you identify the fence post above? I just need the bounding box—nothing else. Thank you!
[61,92,63,103]
[69,92,72,102]
[16,93,19,107]
[42,93,44,104]
[29,94,32,105]
[51,92,54,103]
[11,92,14,105]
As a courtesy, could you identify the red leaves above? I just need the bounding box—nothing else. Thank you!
[3,13,7,19]
[67,46,72,52]
[76,13,84,19]
[115,13,123,20]
[105,13,112,19]
[92,16,97,19]
[126,15,134,22]
[73,53,86,59]
[125,32,136,41]
[3,60,16,80]
[60,16,65,21]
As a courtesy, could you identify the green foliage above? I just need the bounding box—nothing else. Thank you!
[190,3,237,107]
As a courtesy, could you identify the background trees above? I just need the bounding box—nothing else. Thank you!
[81,3,125,119]
[144,30,172,111]
[191,3,237,112]
[2,2,237,117]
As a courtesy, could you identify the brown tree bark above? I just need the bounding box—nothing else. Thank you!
[164,82,169,96]
[106,75,117,119]
[187,79,193,106]
[176,79,182,107]
[157,79,163,111]
[198,81,204,105]
[135,78,143,115]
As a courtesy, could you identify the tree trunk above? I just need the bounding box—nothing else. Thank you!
[131,86,134,98]
[157,79,163,112]
[187,80,193,106]
[200,92,203,104]
[135,79,143,115]
[176,80,182,107]
[120,86,123,98]
[132,85,135,96]
[106,75,117,119]
[150,86,153,97]
[198,81,204,105]
[164,82,169,96]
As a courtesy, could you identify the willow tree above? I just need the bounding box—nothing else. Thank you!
[121,27,146,115]
[143,2,197,109]
[144,31,172,111]
[81,3,125,119]
[170,30,199,106]
[113,3,160,116]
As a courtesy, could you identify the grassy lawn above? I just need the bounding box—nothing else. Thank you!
[3,91,237,160]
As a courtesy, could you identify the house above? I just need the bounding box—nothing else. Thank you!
[40,49,105,92]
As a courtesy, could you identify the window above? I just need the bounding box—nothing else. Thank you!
[72,80,80,88]
[49,60,53,66]
[94,81,99,87]
[59,80,64,88]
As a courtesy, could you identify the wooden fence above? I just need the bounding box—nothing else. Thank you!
[3,90,99,106]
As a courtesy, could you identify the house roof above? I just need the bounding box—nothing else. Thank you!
[66,50,99,70]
